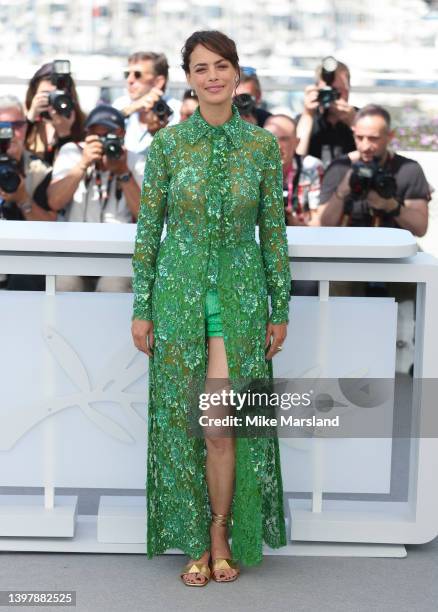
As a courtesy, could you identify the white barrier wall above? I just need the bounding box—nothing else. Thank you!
[0,222,437,557]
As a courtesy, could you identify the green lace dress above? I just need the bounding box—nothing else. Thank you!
[132,104,292,567]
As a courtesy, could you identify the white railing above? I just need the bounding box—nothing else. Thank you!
[0,222,437,557]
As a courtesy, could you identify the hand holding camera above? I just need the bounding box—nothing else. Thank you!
[27,91,51,122]
[103,140,128,175]
[122,87,164,117]
[80,133,128,175]
[302,85,320,117]
[50,106,76,137]
[80,135,104,169]
[331,97,356,127]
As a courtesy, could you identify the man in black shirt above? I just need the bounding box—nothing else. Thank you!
[319,104,429,237]
[296,60,357,168]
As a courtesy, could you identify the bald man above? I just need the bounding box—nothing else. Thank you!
[264,114,324,226]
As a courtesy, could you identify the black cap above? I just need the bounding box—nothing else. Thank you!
[85,105,125,131]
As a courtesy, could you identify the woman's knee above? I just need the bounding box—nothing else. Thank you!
[205,435,234,453]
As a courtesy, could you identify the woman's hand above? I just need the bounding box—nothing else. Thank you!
[131,319,154,357]
[27,92,50,122]
[49,107,76,137]
[265,321,287,360]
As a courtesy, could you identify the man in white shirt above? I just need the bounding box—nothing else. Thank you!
[49,104,143,292]
[112,51,180,156]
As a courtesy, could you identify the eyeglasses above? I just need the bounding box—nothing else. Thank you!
[241,66,257,76]
[124,70,143,80]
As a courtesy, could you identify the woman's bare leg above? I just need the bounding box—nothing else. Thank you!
[181,335,237,583]
[204,336,238,581]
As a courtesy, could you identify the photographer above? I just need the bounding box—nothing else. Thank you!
[0,95,55,290]
[48,105,143,292]
[235,67,271,127]
[233,93,258,125]
[264,114,324,226]
[25,61,86,166]
[319,105,429,237]
[113,51,180,155]
[296,58,357,167]
[179,89,199,123]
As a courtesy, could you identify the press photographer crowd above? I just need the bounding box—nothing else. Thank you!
[0,51,432,294]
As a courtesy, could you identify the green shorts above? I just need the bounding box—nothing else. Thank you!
[205,289,223,337]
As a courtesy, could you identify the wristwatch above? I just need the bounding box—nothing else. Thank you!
[385,199,402,217]
[18,200,32,214]
[117,171,132,183]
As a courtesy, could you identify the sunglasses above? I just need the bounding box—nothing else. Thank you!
[123,70,144,80]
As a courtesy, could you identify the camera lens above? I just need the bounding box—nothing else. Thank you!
[0,164,21,193]
[48,91,74,118]
[101,135,123,160]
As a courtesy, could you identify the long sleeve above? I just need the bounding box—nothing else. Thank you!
[258,135,292,324]
[132,130,169,321]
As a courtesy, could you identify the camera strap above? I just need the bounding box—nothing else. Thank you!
[285,154,303,214]
[94,169,115,222]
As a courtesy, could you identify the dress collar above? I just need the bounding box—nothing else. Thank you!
[183,104,243,148]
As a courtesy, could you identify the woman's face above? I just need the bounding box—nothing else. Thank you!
[186,44,238,108]
[35,78,76,127]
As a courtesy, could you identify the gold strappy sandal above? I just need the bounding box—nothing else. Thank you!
[210,512,240,583]
[180,558,211,587]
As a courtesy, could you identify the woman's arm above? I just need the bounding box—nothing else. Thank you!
[132,129,169,322]
[258,135,292,324]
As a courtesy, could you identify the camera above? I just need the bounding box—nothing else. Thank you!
[0,123,21,194]
[349,158,397,201]
[233,93,257,117]
[317,56,341,110]
[42,59,74,119]
[151,98,173,121]
[99,133,124,160]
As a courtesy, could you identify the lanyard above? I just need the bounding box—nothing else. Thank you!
[85,168,121,222]
[284,155,303,214]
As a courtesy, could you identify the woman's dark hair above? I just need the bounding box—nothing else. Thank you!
[181,30,240,86]
[25,62,86,150]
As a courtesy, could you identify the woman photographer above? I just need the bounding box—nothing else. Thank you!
[25,62,86,165]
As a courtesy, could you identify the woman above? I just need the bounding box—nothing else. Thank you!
[131,30,291,586]
[25,62,86,165]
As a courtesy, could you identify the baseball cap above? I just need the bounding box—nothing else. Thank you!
[85,104,125,131]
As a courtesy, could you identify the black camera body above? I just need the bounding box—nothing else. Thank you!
[318,56,341,110]
[233,93,256,117]
[349,158,397,201]
[99,133,124,160]
[0,124,21,194]
[42,59,74,119]
[317,86,340,109]
[151,98,173,121]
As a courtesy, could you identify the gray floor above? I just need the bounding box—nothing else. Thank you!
[1,536,437,612]
[1,375,433,611]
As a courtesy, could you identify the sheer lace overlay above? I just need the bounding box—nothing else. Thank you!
[132,105,291,566]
